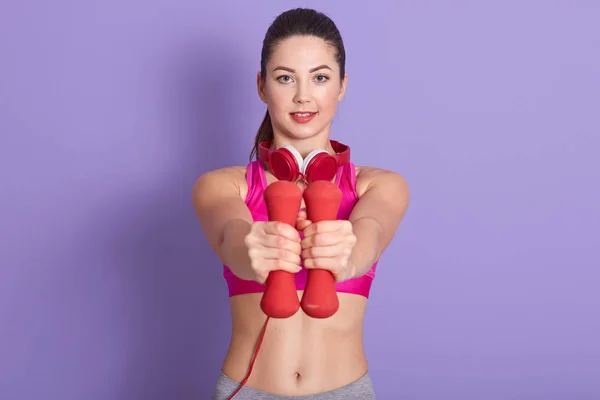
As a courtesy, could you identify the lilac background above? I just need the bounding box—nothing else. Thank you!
[1,0,599,399]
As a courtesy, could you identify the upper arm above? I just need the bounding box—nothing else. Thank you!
[349,167,410,256]
[191,167,253,257]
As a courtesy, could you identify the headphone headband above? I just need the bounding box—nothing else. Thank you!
[258,140,351,182]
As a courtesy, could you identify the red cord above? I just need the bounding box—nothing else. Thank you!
[226,316,271,399]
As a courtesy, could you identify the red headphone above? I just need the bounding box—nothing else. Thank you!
[258,140,351,182]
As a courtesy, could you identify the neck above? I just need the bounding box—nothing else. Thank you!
[271,135,336,158]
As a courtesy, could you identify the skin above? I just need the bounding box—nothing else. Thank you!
[193,35,410,396]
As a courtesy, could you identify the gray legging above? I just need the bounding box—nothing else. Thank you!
[212,371,376,399]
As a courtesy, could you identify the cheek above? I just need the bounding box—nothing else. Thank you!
[264,82,288,99]
[266,89,290,112]
[316,89,341,114]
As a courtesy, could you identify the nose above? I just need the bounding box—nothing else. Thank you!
[293,81,312,104]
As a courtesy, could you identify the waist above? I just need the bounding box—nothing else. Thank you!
[215,371,374,399]
[222,292,369,396]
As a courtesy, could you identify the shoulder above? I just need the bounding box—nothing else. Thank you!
[354,165,409,200]
[192,165,248,204]
[193,165,247,189]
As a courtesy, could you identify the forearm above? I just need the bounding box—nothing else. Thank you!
[218,218,256,281]
[349,217,383,278]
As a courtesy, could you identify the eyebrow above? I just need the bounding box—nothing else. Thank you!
[272,64,332,73]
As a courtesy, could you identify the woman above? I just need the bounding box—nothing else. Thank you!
[193,8,410,399]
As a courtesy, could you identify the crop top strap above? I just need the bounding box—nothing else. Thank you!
[245,160,267,206]
[340,162,359,203]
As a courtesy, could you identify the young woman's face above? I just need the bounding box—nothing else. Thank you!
[258,35,347,142]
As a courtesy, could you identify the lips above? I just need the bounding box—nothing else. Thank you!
[290,112,317,124]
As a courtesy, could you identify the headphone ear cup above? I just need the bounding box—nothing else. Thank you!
[303,150,338,183]
[269,145,303,181]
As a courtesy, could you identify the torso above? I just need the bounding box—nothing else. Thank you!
[223,293,368,395]
[221,162,374,396]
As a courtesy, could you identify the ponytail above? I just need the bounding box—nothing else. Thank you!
[249,110,274,161]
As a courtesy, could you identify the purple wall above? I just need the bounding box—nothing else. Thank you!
[1,1,599,399]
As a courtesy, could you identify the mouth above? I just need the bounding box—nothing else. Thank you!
[290,112,317,123]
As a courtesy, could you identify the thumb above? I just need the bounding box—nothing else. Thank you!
[297,209,307,220]
[296,218,312,231]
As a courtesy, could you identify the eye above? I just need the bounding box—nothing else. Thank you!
[277,75,293,83]
[315,75,329,83]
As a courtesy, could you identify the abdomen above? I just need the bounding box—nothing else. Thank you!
[222,292,369,396]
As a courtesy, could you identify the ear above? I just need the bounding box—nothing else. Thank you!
[257,72,267,103]
[337,73,348,102]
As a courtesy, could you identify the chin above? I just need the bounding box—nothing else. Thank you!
[284,122,330,140]
[287,127,319,138]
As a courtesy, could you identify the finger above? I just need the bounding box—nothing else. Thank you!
[251,257,301,282]
[259,246,302,265]
[262,234,302,254]
[297,209,307,220]
[301,232,343,248]
[295,209,311,230]
[264,258,303,274]
[295,219,312,231]
[254,272,268,284]
[263,221,300,242]
[302,220,345,237]
[301,244,350,259]
[303,256,348,274]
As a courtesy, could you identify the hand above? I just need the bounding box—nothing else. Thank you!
[297,210,358,282]
[244,221,302,284]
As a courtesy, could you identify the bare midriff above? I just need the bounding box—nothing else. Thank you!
[221,292,369,396]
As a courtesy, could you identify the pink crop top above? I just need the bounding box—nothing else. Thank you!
[222,160,378,298]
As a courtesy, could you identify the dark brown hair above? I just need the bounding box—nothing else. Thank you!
[249,8,346,161]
